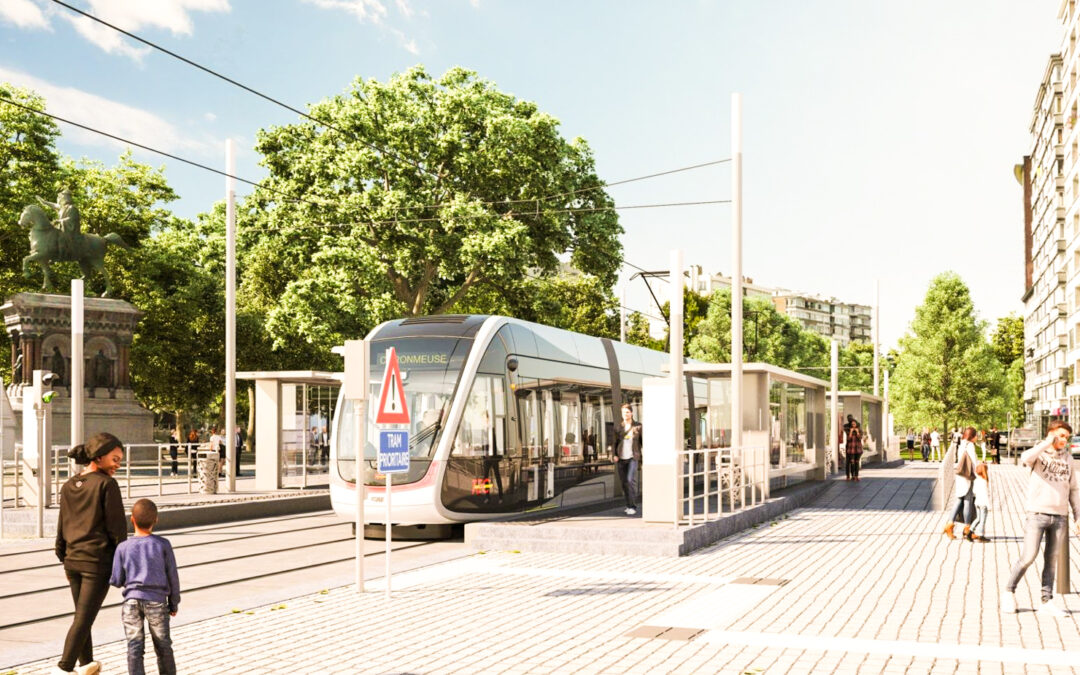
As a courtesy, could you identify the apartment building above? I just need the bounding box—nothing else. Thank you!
[772,292,872,348]
[1023,42,1069,434]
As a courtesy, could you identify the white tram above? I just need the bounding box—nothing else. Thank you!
[328,315,678,537]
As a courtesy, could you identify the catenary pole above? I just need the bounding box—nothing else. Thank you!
[830,340,839,474]
[620,282,627,343]
[670,250,684,526]
[71,279,83,450]
[731,93,743,453]
[225,139,237,492]
[873,280,880,397]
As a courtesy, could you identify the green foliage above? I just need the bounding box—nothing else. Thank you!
[838,341,875,392]
[687,288,830,372]
[245,66,623,357]
[626,310,664,351]
[991,314,1024,368]
[890,272,1005,430]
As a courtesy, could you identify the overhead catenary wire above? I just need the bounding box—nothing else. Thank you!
[47,0,731,211]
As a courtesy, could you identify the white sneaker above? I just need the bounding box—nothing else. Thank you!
[51,668,73,675]
[1000,592,1016,614]
[74,662,100,675]
[1038,599,1068,617]
[626,507,637,516]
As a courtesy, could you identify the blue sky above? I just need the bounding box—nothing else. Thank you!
[0,0,1065,349]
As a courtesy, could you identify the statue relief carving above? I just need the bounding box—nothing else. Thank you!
[19,189,131,297]
[89,348,113,390]
[50,346,66,386]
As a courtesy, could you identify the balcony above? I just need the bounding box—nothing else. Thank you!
[1059,206,1068,223]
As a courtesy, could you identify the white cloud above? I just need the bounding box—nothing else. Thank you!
[0,66,215,156]
[301,0,388,24]
[0,0,49,29]
[391,28,418,55]
[204,111,217,122]
[394,0,413,20]
[29,0,231,61]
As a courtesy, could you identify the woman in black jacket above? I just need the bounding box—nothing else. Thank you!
[54,432,127,675]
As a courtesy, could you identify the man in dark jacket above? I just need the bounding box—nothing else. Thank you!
[609,403,643,515]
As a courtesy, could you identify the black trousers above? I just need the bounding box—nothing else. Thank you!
[59,570,111,671]
[845,453,861,479]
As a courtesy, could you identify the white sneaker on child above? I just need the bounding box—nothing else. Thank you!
[1000,592,1016,614]
[1038,599,1068,617]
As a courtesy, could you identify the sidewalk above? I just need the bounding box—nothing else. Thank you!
[10,462,1080,674]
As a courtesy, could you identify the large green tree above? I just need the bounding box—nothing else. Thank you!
[245,66,623,357]
[891,272,1004,430]
[991,313,1025,421]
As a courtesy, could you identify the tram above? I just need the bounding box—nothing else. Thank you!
[328,314,676,537]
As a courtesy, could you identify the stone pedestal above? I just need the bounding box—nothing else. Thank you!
[2,292,153,446]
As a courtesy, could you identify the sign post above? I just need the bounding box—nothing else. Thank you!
[375,348,410,600]
[344,340,369,594]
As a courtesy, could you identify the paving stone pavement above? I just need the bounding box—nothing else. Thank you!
[9,461,1080,674]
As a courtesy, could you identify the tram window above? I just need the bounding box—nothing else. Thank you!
[478,329,510,375]
[452,375,504,458]
[516,379,541,460]
[556,392,583,462]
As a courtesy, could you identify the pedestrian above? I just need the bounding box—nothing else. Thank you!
[969,462,992,543]
[233,425,245,477]
[845,421,863,481]
[989,425,1001,464]
[168,431,179,477]
[906,429,915,457]
[930,428,942,461]
[610,403,642,515]
[209,427,224,477]
[54,432,128,675]
[186,428,199,473]
[943,427,979,540]
[921,427,931,462]
[111,499,180,675]
[1001,420,1080,617]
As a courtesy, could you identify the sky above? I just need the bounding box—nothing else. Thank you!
[0,0,1067,350]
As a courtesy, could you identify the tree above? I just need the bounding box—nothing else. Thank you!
[890,272,1005,431]
[837,341,875,392]
[246,66,623,357]
[626,311,664,351]
[991,314,1024,368]
[687,288,829,371]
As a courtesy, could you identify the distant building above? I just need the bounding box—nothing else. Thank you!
[772,291,872,347]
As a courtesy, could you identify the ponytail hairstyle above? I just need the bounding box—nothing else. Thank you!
[975,461,989,485]
[67,432,123,465]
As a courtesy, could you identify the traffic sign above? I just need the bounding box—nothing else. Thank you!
[378,430,410,473]
[375,347,410,425]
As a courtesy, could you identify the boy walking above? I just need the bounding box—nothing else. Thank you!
[1001,420,1080,616]
[110,499,180,675]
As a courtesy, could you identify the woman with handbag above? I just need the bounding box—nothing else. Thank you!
[943,426,979,540]
[845,421,863,481]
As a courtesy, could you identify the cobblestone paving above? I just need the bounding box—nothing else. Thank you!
[10,462,1080,674]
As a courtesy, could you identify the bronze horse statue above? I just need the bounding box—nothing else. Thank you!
[19,204,130,297]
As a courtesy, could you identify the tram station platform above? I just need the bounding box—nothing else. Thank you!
[0,473,329,538]
[465,479,831,557]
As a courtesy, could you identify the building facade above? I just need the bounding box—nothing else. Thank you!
[1024,40,1069,434]
[772,292,872,347]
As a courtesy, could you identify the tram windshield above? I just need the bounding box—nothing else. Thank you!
[336,336,473,484]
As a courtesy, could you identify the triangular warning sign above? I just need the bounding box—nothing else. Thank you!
[375,347,410,425]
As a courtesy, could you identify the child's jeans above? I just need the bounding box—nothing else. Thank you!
[121,598,176,675]
[971,506,989,538]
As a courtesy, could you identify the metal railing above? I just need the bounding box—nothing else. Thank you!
[677,445,768,526]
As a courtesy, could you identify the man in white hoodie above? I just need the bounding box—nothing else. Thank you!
[1001,420,1080,617]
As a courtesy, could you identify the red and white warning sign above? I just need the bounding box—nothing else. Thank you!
[375,347,410,425]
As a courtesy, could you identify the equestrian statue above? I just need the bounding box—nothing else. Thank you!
[19,189,130,297]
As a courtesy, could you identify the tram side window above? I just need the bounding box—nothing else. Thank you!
[555,392,583,462]
[452,375,507,458]
[517,379,542,460]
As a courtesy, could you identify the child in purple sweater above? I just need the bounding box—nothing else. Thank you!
[110,499,180,675]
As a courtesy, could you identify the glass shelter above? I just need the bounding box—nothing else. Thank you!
[826,391,885,466]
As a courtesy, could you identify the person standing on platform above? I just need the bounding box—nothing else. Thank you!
[845,421,863,481]
[970,462,993,543]
[610,403,642,516]
[921,428,932,462]
[906,429,915,457]
[233,426,245,477]
[930,428,942,461]
[943,427,979,541]
[989,426,1001,464]
[1001,420,1080,617]
[168,431,179,477]
[54,433,128,675]
[209,427,225,477]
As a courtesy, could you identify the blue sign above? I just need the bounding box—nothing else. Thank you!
[378,430,410,474]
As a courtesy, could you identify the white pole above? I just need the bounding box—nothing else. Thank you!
[731,93,743,453]
[385,471,392,599]
[354,401,365,593]
[620,282,627,343]
[225,139,237,492]
[873,280,880,397]
[830,340,839,474]
[670,250,684,525]
[71,280,83,449]
[883,369,890,458]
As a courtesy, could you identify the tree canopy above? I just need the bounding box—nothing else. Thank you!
[890,272,1004,430]
[244,66,623,356]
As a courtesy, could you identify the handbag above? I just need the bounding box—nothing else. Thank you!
[954,449,974,481]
